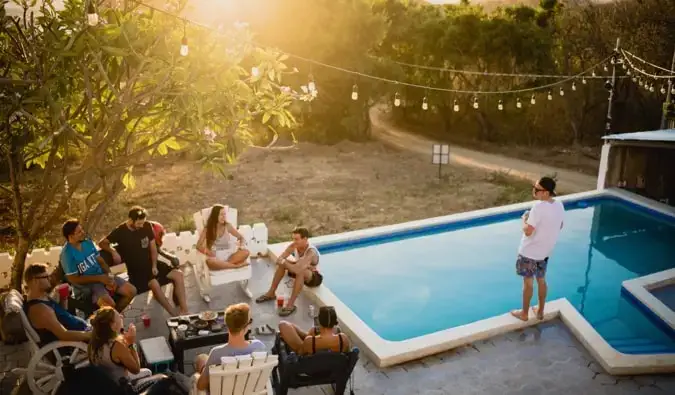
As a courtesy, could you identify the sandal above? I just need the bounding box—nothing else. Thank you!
[255,325,276,336]
[255,294,276,303]
[278,305,297,317]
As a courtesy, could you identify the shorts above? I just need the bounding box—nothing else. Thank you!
[288,270,323,287]
[77,276,128,304]
[128,261,174,294]
[516,255,549,279]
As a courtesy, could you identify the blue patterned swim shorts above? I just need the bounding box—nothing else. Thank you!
[516,255,549,279]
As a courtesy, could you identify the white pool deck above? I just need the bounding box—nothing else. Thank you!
[269,188,675,375]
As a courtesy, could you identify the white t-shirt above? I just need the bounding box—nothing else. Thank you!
[518,199,565,260]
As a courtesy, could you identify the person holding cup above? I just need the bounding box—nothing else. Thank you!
[60,219,136,313]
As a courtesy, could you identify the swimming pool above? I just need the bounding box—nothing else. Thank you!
[271,190,675,372]
[318,196,675,353]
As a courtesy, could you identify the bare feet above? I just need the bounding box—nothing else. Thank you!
[510,309,529,322]
[532,306,544,320]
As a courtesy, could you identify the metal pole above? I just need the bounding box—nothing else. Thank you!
[605,38,620,136]
[659,44,675,129]
[438,160,442,181]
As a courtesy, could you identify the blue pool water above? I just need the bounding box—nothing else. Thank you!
[318,197,675,354]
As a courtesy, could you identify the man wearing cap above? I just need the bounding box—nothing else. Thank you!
[511,176,565,322]
[99,206,189,316]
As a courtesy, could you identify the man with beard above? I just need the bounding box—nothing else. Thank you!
[99,206,188,316]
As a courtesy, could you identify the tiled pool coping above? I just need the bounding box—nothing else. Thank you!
[269,188,675,374]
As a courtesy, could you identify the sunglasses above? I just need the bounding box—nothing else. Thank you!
[532,185,547,193]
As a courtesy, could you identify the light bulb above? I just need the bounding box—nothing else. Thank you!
[453,100,459,112]
[516,98,522,109]
[530,94,536,105]
[422,97,428,110]
[660,85,666,95]
[603,64,608,72]
[251,67,260,77]
[621,62,626,70]
[582,77,587,85]
[473,97,479,109]
[497,100,503,111]
[592,70,596,77]
[547,90,553,101]
[394,93,401,107]
[559,87,565,96]
[351,85,358,100]
[87,3,98,26]
[644,81,649,89]
[671,86,675,95]
[649,84,654,92]
[610,56,616,65]
[180,36,188,56]
[632,76,637,83]
[626,69,631,76]
[572,82,577,91]
[308,81,316,92]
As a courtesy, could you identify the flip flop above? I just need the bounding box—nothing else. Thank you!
[278,305,297,317]
[255,294,276,303]
[255,325,275,336]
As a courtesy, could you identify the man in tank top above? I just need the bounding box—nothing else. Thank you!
[255,227,322,316]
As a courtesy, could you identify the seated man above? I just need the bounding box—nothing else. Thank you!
[193,303,265,392]
[60,219,136,312]
[98,206,188,316]
[23,263,91,345]
[278,306,351,355]
[255,227,322,316]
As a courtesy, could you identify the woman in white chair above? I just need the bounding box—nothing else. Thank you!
[88,307,164,392]
[197,204,250,271]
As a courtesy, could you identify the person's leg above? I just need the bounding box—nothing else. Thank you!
[148,278,178,316]
[114,277,136,312]
[511,255,535,321]
[285,269,313,309]
[532,259,548,319]
[194,353,209,373]
[278,321,306,352]
[92,285,116,309]
[255,264,287,302]
[205,257,248,271]
[166,268,188,315]
[226,249,250,266]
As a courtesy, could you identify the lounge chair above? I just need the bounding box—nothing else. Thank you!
[190,352,278,395]
[271,332,359,395]
[10,292,90,395]
[192,205,252,303]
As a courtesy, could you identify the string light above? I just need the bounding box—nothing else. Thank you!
[582,77,587,84]
[626,69,631,76]
[422,96,428,110]
[610,56,616,65]
[671,86,675,95]
[180,23,188,56]
[497,99,503,111]
[473,97,479,109]
[516,98,522,109]
[559,87,565,96]
[632,76,637,83]
[453,99,459,112]
[592,70,597,77]
[394,92,401,107]
[660,85,666,95]
[603,64,609,72]
[571,81,576,91]
[547,90,553,100]
[649,83,654,92]
[87,1,99,26]
[351,84,358,100]
[530,94,536,105]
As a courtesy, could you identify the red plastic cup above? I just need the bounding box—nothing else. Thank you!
[56,284,70,301]
[276,296,284,308]
[141,314,151,328]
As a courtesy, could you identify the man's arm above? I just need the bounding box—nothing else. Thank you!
[96,255,111,274]
[28,304,91,342]
[66,273,109,286]
[276,243,296,264]
[522,207,539,237]
[290,249,317,271]
[98,227,120,253]
[150,239,158,272]
[196,351,219,391]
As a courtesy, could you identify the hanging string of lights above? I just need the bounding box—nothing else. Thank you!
[621,49,675,75]
[615,49,675,96]
[620,50,673,80]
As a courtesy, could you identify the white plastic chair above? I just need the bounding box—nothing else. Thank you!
[191,352,278,395]
[11,295,89,395]
[193,205,253,303]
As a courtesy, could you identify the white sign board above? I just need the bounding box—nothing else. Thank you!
[432,144,450,165]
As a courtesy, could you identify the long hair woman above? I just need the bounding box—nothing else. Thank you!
[278,306,351,355]
[196,204,250,270]
[88,307,162,391]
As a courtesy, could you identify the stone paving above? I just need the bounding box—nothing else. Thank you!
[2,258,675,394]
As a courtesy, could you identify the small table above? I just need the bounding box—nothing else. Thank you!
[166,312,250,373]
[138,337,174,373]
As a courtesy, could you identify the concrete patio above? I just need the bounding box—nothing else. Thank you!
[2,258,675,395]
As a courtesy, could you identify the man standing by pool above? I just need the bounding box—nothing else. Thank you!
[511,176,565,321]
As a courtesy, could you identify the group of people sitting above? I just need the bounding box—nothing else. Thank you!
[21,203,347,393]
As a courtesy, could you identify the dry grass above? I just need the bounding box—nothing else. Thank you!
[2,141,534,248]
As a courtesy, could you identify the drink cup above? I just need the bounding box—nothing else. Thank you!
[56,284,70,301]
[276,295,284,308]
[141,314,151,328]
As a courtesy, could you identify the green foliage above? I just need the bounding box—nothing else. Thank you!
[170,213,195,233]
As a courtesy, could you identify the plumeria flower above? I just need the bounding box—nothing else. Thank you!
[300,85,309,94]
[203,128,216,143]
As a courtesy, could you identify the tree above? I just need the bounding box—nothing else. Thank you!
[0,0,307,289]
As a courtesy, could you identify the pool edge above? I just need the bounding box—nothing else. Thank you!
[269,189,675,374]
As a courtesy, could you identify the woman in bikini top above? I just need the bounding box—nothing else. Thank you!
[278,306,351,354]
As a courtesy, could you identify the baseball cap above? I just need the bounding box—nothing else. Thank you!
[537,177,557,196]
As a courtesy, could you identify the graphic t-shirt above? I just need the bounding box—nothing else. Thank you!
[105,222,155,286]
[60,239,104,276]
[518,199,565,260]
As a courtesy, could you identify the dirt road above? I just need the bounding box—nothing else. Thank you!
[370,105,597,194]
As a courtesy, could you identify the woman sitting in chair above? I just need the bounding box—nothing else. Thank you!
[88,307,164,392]
[197,204,250,271]
[278,306,351,355]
